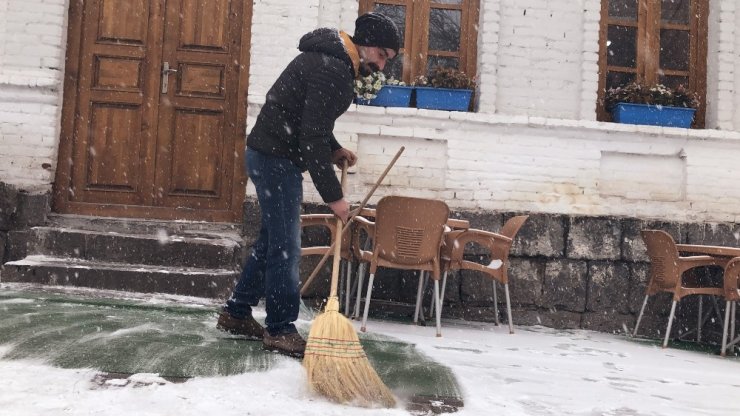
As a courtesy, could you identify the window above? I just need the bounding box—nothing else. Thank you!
[359,0,480,83]
[597,0,708,127]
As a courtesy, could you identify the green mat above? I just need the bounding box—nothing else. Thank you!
[0,289,461,401]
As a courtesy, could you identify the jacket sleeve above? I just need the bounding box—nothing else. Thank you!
[298,63,352,203]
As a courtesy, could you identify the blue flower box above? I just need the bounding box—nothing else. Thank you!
[415,87,472,111]
[355,85,413,107]
[612,103,696,128]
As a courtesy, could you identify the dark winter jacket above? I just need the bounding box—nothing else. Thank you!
[247,28,357,203]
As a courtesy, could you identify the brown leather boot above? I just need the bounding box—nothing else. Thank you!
[262,332,306,358]
[216,311,264,340]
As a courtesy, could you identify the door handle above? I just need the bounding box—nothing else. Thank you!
[161,62,178,94]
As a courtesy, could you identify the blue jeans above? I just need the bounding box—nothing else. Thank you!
[225,148,303,335]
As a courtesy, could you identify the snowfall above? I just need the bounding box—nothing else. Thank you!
[1,289,739,416]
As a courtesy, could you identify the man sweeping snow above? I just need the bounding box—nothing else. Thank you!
[216,13,401,358]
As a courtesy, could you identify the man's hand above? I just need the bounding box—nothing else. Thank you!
[332,148,358,168]
[328,198,350,223]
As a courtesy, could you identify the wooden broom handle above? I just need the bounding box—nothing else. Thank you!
[300,146,405,295]
[328,162,349,297]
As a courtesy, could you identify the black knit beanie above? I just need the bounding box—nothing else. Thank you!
[352,12,401,54]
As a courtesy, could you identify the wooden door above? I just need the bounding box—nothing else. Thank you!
[54,0,251,222]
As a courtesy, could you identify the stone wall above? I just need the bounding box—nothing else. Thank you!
[283,199,737,341]
[0,182,49,262]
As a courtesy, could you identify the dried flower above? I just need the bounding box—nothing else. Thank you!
[412,66,475,90]
[604,80,700,111]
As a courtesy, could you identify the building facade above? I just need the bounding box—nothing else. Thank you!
[1,0,739,333]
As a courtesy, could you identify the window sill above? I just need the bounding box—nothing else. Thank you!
[342,105,740,142]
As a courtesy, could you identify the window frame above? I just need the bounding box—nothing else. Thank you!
[597,0,708,127]
[359,0,480,84]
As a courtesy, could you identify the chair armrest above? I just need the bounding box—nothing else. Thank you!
[300,214,336,257]
[448,228,513,264]
[351,216,376,260]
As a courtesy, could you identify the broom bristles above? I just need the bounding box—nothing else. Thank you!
[303,297,396,408]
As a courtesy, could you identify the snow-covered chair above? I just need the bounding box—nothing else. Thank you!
[635,229,723,348]
[353,196,450,336]
[440,215,529,334]
[721,257,740,356]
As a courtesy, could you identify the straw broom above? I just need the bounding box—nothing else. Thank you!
[303,160,396,408]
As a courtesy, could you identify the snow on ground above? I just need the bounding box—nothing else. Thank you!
[2,305,740,415]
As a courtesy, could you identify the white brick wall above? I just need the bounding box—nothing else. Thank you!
[309,107,740,223]
[494,0,585,119]
[0,0,66,186]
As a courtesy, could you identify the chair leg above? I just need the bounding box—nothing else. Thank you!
[353,262,367,319]
[732,301,737,344]
[360,273,376,333]
[414,271,426,323]
[697,295,703,342]
[344,260,353,316]
[633,295,649,337]
[663,300,678,348]
[504,283,514,334]
[434,279,442,337]
[492,280,500,326]
[438,271,448,318]
[722,300,731,357]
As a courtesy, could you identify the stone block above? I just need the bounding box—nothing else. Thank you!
[508,257,544,306]
[542,259,588,312]
[628,262,651,314]
[566,216,621,260]
[513,214,566,258]
[460,268,495,306]
[514,309,582,329]
[4,230,32,262]
[586,261,630,314]
[0,231,6,263]
[581,312,633,334]
[622,219,683,262]
[686,222,740,246]
[0,182,18,231]
[14,189,49,228]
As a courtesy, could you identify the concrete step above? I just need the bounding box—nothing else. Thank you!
[1,255,238,298]
[5,213,245,269]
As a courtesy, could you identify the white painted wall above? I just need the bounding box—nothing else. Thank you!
[1,0,740,223]
[301,106,740,223]
[0,0,66,186]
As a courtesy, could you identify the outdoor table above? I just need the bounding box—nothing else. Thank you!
[358,207,470,230]
[676,244,740,268]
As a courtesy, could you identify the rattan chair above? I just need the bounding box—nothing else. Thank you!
[440,215,529,334]
[721,257,740,356]
[635,230,724,348]
[353,196,450,336]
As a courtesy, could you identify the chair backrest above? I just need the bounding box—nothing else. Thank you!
[724,257,740,302]
[373,196,449,267]
[494,215,529,261]
[501,215,529,239]
[640,230,681,291]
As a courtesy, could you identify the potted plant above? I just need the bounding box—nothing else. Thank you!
[604,81,700,128]
[354,72,412,107]
[412,66,475,112]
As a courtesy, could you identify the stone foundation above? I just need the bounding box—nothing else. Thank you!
[280,199,737,343]
[0,182,50,263]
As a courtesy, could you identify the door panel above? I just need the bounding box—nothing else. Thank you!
[54,0,250,222]
[155,0,242,211]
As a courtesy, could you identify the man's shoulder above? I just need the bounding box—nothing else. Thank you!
[294,52,352,80]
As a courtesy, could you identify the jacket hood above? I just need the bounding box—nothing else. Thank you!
[298,28,353,69]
